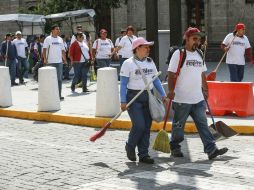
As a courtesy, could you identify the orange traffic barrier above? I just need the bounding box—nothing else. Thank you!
[207,81,254,117]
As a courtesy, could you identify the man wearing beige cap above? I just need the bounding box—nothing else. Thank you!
[13,31,29,84]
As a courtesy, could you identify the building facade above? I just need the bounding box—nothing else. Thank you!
[111,0,254,44]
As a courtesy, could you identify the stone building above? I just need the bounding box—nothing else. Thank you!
[110,0,254,61]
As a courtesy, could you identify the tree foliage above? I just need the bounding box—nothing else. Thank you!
[21,0,128,34]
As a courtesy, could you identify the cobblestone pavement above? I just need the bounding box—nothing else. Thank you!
[1,117,254,190]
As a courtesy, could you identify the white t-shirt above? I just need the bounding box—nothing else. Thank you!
[43,36,65,64]
[120,57,158,90]
[168,49,207,104]
[78,41,90,62]
[13,38,28,58]
[71,34,87,44]
[222,33,251,65]
[115,36,124,56]
[92,38,114,59]
[118,35,137,58]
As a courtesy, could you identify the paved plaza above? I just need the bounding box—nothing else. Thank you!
[1,117,254,190]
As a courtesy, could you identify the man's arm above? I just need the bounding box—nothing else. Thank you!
[62,50,67,64]
[202,72,209,100]
[167,71,176,99]
[42,48,47,65]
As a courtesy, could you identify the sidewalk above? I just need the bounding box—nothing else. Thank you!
[0,62,254,134]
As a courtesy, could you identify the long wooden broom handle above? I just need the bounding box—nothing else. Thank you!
[163,50,184,130]
[214,35,236,72]
[107,71,162,125]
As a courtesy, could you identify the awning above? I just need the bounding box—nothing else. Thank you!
[44,9,95,19]
[0,14,45,23]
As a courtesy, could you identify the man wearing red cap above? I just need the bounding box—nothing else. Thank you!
[221,23,253,82]
[167,27,228,160]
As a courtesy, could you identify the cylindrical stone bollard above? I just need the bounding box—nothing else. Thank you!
[0,66,12,107]
[38,67,60,111]
[95,67,120,117]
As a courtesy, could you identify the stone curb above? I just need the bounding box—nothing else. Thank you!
[0,109,253,135]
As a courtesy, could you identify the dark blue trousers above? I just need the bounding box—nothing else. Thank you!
[228,64,245,82]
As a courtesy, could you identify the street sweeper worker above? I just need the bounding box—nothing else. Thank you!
[221,23,253,82]
[167,27,228,160]
[120,37,167,164]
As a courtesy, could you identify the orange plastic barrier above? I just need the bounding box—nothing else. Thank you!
[207,81,254,117]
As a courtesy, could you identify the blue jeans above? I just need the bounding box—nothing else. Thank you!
[17,56,29,81]
[119,57,128,68]
[7,59,17,83]
[95,58,111,69]
[126,90,152,159]
[47,63,63,98]
[71,62,89,90]
[170,100,217,154]
[228,64,244,82]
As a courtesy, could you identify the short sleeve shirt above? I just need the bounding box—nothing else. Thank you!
[92,38,114,59]
[43,36,65,64]
[120,57,158,90]
[118,35,137,58]
[168,49,207,104]
[13,38,28,58]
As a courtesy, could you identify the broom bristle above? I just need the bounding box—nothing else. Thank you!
[152,129,170,153]
[206,71,216,81]
[89,122,111,142]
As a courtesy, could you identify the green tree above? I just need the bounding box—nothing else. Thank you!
[22,0,128,34]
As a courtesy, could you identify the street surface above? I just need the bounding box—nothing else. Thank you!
[1,117,254,190]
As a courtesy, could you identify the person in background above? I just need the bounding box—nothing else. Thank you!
[61,34,71,80]
[92,29,114,69]
[69,32,91,93]
[1,33,18,86]
[13,31,29,84]
[221,23,253,82]
[71,25,87,45]
[120,37,167,164]
[115,26,137,68]
[43,25,67,100]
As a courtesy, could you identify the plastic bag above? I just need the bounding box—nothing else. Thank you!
[148,91,165,122]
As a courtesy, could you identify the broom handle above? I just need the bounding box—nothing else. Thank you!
[163,50,184,130]
[204,99,216,130]
[107,71,162,127]
[214,35,236,72]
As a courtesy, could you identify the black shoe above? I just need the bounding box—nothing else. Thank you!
[83,88,90,92]
[71,84,75,92]
[125,144,136,161]
[208,147,228,160]
[11,82,19,86]
[171,149,184,157]
[139,156,154,164]
[19,81,24,85]
[60,97,64,100]
[64,77,71,80]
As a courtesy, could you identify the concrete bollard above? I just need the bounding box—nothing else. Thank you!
[0,66,12,107]
[38,67,60,111]
[95,67,120,117]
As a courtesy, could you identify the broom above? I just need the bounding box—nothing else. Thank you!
[152,49,185,153]
[206,35,236,81]
[90,71,162,142]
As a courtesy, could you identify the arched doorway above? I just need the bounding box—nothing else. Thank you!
[186,0,205,31]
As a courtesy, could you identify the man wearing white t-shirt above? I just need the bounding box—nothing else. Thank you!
[13,31,29,84]
[167,27,228,160]
[115,29,126,59]
[221,23,253,82]
[115,26,137,67]
[43,25,67,100]
[70,25,87,45]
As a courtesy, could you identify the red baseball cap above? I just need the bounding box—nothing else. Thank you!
[132,37,154,50]
[235,23,245,31]
[184,27,204,38]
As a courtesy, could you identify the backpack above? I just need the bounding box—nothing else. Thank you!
[166,46,204,68]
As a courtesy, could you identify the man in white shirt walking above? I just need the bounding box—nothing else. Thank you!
[43,25,67,100]
[167,27,228,160]
[13,31,29,84]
